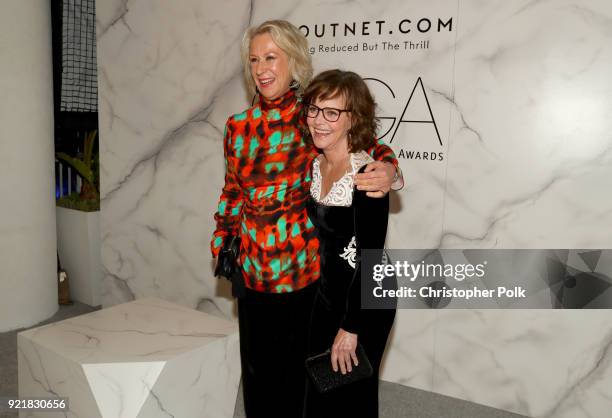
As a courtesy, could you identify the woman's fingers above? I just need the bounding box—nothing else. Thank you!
[345,351,353,373]
[355,170,384,190]
[354,161,393,194]
[338,353,346,374]
[331,348,339,372]
[332,344,347,374]
[331,329,360,374]
[350,349,359,367]
[332,345,358,374]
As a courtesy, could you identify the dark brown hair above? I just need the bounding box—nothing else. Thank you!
[301,69,378,152]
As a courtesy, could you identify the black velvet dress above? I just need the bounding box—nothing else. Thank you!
[304,161,397,418]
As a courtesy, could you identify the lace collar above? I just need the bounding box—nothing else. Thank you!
[310,151,374,207]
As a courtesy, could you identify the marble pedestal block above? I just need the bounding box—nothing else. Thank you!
[18,297,240,418]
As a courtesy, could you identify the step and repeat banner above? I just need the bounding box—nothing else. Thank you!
[98,0,612,416]
[302,7,456,250]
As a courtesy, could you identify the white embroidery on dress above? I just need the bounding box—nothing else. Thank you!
[310,151,375,207]
[340,236,357,269]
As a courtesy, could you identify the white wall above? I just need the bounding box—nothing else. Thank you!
[97,0,612,416]
[0,1,58,331]
[56,208,102,307]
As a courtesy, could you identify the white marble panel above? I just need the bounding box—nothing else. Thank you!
[97,0,612,416]
[82,361,166,417]
[18,297,240,418]
[138,337,241,418]
[442,0,612,249]
[18,335,100,418]
[433,310,612,418]
[379,310,438,392]
[423,2,612,416]
[97,0,254,314]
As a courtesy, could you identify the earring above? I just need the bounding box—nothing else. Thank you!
[289,79,299,90]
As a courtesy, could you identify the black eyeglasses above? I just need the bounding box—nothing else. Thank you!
[305,103,350,122]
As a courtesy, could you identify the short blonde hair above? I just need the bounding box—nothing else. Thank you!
[240,20,313,97]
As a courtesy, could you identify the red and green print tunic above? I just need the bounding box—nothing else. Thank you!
[211,89,397,293]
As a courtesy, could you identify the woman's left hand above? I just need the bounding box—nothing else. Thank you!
[354,161,396,198]
[331,328,359,374]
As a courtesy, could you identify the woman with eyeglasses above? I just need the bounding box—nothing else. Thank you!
[211,20,402,418]
[302,69,397,418]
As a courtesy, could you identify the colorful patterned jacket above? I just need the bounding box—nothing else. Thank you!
[211,89,397,293]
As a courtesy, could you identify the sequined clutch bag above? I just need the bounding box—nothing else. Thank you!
[305,343,373,394]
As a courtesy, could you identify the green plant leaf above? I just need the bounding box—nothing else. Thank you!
[56,152,95,184]
[83,130,97,167]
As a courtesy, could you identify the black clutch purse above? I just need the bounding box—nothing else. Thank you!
[214,235,245,298]
[305,343,373,394]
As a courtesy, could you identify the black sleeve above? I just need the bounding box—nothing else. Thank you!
[340,183,389,335]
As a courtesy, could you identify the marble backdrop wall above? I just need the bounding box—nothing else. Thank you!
[97,0,612,417]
